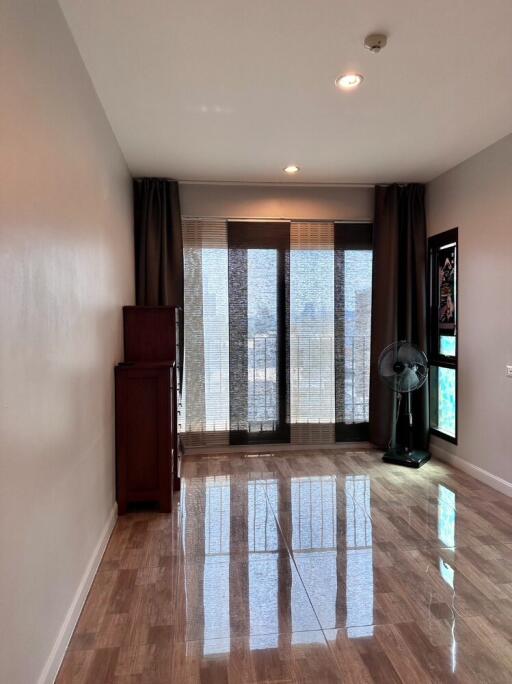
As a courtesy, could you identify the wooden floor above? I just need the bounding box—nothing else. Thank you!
[57,449,512,683]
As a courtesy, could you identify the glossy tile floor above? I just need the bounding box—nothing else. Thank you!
[57,449,512,683]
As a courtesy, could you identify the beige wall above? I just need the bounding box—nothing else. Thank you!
[180,182,373,221]
[427,134,512,484]
[0,2,134,682]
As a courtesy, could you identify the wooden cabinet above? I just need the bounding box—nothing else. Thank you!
[123,306,178,363]
[115,364,173,514]
[115,306,182,514]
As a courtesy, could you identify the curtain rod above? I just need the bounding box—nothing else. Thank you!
[178,180,376,189]
[182,216,373,223]
[137,179,411,188]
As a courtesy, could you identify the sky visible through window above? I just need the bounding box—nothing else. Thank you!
[438,367,456,436]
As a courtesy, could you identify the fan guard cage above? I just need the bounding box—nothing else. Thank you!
[378,341,428,394]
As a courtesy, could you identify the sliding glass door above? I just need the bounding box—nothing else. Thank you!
[182,219,372,448]
[228,222,290,444]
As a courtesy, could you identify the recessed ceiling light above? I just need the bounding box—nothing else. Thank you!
[283,164,300,174]
[335,73,364,90]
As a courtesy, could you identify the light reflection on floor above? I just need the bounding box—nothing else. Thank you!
[60,450,512,683]
[202,476,231,654]
[181,470,459,653]
[345,475,373,638]
[438,483,457,672]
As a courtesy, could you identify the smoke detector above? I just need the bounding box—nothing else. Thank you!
[364,33,388,54]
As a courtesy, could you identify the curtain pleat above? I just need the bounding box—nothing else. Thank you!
[134,178,183,305]
[133,177,184,369]
[369,184,429,450]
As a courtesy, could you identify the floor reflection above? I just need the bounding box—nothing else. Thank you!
[439,557,454,588]
[181,471,461,658]
[58,452,512,683]
[345,475,373,637]
[205,475,231,556]
[248,478,279,553]
[291,476,337,551]
[292,475,338,638]
[248,479,279,649]
[438,484,456,547]
[203,476,231,654]
[438,485,457,672]
[439,556,457,673]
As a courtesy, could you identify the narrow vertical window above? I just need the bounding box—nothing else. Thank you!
[428,228,458,442]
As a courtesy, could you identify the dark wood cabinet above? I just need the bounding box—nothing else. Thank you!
[115,306,182,514]
[123,306,179,363]
[115,364,173,514]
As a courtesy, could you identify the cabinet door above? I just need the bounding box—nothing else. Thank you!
[115,366,172,513]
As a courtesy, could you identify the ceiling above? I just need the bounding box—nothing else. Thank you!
[59,0,512,184]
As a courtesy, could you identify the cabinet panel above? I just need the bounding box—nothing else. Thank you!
[115,364,172,514]
[124,376,159,492]
[123,306,176,362]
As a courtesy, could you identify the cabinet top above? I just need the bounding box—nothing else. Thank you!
[116,361,176,368]
[123,305,182,311]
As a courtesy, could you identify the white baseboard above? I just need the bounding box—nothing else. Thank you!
[431,442,512,498]
[37,502,118,684]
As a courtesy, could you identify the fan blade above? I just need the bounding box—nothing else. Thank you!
[397,343,423,366]
[378,341,429,393]
[379,351,398,378]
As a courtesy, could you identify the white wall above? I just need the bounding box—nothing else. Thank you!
[180,183,373,221]
[0,2,134,682]
[427,134,512,488]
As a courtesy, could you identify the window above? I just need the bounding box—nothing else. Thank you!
[428,228,458,443]
[182,219,373,447]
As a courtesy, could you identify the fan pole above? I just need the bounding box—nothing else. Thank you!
[407,391,413,450]
[383,385,430,468]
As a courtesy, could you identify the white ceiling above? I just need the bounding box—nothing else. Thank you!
[59,0,512,183]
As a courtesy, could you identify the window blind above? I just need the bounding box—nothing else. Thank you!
[182,218,372,448]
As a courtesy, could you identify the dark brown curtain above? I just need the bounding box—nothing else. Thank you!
[133,178,183,369]
[369,184,429,450]
[133,177,183,307]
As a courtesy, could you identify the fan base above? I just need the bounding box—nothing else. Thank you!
[382,448,430,469]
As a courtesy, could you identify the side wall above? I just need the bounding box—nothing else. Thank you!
[427,134,512,491]
[0,1,134,682]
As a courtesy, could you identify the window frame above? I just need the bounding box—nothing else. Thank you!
[428,227,458,444]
